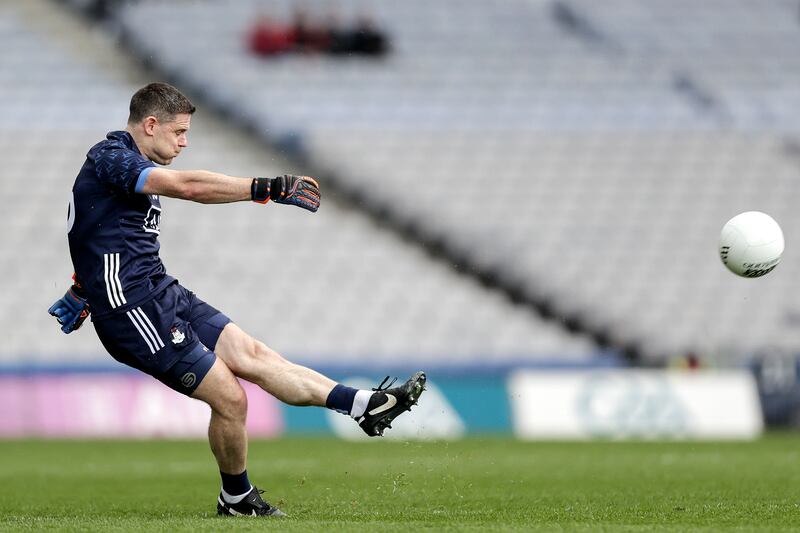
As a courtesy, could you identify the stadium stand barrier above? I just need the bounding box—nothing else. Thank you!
[3,0,800,436]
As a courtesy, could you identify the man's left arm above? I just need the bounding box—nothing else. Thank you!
[48,275,90,334]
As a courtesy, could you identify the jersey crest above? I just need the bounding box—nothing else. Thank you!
[143,204,162,235]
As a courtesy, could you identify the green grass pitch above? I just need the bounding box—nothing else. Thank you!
[1,436,799,531]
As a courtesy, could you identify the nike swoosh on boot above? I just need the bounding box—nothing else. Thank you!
[367,394,397,416]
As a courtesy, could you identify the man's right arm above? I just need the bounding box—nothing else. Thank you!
[140,168,321,211]
[140,168,251,204]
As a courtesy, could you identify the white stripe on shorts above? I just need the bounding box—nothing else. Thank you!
[132,307,164,350]
[127,310,157,354]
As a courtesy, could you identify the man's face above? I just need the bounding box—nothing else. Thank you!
[148,113,191,165]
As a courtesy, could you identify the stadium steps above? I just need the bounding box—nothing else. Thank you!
[0,0,601,368]
[107,0,800,365]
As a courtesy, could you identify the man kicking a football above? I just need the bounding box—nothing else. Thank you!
[48,82,425,517]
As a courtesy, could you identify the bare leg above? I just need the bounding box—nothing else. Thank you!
[213,322,336,406]
[211,322,426,440]
[191,357,249,474]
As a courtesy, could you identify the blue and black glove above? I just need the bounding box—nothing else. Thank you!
[48,280,90,334]
[251,175,321,212]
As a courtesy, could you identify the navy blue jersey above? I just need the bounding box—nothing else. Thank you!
[68,130,175,320]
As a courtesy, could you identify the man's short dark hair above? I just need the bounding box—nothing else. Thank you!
[128,82,196,124]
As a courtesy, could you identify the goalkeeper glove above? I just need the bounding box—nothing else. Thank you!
[48,280,90,334]
[251,175,321,212]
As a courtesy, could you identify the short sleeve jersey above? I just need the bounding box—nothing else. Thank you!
[68,130,175,320]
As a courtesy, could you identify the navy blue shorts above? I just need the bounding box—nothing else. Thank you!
[93,283,231,396]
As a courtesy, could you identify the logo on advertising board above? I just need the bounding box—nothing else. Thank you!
[508,369,763,440]
[575,372,688,438]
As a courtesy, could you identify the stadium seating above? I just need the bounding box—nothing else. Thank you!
[0,0,598,369]
[112,0,800,365]
[567,0,800,131]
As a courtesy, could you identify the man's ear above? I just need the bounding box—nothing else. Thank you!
[143,116,159,136]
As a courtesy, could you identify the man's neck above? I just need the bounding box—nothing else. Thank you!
[125,125,150,160]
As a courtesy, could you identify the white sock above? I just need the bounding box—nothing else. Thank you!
[350,389,374,419]
[221,485,253,504]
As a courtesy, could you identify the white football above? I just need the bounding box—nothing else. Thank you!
[719,211,784,278]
